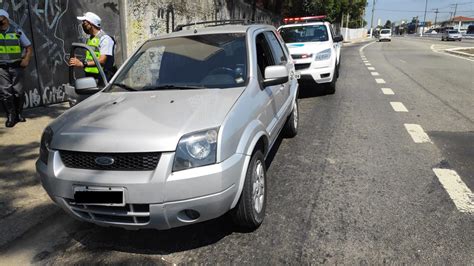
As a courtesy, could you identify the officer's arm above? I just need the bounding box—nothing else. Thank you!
[86,55,107,67]
[21,45,33,67]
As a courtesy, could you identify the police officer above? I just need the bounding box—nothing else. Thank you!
[0,9,32,128]
[69,12,115,84]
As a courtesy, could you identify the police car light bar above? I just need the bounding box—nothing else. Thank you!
[283,15,327,24]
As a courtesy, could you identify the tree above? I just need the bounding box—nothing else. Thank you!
[384,20,392,29]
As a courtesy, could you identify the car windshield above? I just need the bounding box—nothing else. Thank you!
[381,30,390,34]
[279,25,329,43]
[106,33,248,92]
[448,30,459,34]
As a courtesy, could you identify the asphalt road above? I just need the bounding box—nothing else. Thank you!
[1,38,473,264]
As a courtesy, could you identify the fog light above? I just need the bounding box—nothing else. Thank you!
[177,209,201,222]
[321,73,330,78]
[184,209,200,220]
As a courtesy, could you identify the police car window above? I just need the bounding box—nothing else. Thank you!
[264,31,287,65]
[279,25,329,43]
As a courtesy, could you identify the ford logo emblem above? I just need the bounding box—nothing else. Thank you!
[95,156,115,166]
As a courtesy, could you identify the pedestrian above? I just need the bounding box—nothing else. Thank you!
[69,12,115,85]
[0,9,33,128]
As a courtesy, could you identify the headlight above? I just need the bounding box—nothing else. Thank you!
[315,48,331,61]
[39,127,54,165]
[172,128,218,172]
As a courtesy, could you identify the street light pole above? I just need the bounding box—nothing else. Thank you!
[433,8,439,29]
[369,0,376,38]
[421,0,428,36]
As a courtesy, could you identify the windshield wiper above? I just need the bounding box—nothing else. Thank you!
[142,85,208,91]
[111,83,138,91]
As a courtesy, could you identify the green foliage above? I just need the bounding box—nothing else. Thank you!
[281,0,368,27]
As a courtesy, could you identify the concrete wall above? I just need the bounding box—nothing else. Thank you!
[123,0,280,57]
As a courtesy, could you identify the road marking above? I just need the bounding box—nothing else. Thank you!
[404,124,432,143]
[433,168,474,213]
[365,63,372,66]
[390,102,408,112]
[375,78,385,84]
[430,44,474,62]
[381,88,394,95]
[371,72,380,76]
[368,67,375,70]
[359,41,376,53]
[399,59,407,63]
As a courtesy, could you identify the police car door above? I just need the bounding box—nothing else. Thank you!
[329,25,341,64]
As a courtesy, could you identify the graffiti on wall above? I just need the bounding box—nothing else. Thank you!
[0,0,122,108]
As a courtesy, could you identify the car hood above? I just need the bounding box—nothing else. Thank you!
[50,88,244,152]
[286,42,331,55]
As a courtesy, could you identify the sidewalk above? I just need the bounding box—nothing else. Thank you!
[0,103,68,248]
[342,37,372,46]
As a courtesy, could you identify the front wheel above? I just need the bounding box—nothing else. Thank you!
[326,66,337,94]
[231,149,267,230]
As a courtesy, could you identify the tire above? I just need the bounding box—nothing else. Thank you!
[283,99,298,138]
[326,66,337,94]
[231,149,267,230]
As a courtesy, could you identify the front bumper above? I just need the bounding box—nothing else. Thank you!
[36,151,247,230]
[294,62,334,84]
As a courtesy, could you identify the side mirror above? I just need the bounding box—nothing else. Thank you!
[262,65,289,87]
[333,35,344,42]
[75,77,100,95]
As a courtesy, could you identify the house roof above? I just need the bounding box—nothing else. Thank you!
[452,16,474,22]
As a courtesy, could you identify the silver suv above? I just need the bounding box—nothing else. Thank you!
[36,22,299,230]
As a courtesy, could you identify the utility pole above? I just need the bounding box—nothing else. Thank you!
[433,8,439,29]
[421,0,428,36]
[451,3,458,23]
[369,0,376,38]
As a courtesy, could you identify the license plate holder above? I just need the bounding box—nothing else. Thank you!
[73,186,125,206]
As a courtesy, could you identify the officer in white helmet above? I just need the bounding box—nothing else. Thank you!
[69,12,115,85]
[0,9,33,128]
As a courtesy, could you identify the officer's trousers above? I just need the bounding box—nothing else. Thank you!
[0,66,24,100]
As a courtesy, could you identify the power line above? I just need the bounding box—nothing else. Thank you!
[375,9,451,13]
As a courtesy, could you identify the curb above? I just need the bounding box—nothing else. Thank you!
[445,47,474,58]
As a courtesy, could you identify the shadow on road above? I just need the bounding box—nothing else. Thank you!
[298,82,332,99]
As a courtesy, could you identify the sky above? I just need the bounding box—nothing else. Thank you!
[364,0,474,27]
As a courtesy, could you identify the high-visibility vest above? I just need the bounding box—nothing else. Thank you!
[84,32,103,74]
[0,27,22,64]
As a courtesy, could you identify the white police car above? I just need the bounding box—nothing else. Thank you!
[278,16,343,93]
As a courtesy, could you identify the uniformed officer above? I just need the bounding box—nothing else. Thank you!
[0,9,33,128]
[69,12,115,85]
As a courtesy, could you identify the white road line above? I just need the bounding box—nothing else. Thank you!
[371,72,380,76]
[359,41,376,53]
[381,88,394,95]
[430,44,474,62]
[375,78,385,84]
[363,60,369,63]
[390,102,408,112]
[433,168,474,213]
[365,63,372,66]
[368,67,375,70]
[404,124,432,143]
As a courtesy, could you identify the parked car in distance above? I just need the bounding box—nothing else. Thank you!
[378,29,392,42]
[442,30,462,41]
[36,21,300,231]
[278,15,343,94]
[425,29,438,34]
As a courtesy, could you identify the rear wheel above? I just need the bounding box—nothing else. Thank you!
[283,100,298,138]
[231,149,267,230]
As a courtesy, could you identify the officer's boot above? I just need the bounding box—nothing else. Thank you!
[2,97,17,128]
[14,94,26,122]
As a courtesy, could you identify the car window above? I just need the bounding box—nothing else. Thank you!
[107,33,248,91]
[279,25,329,43]
[448,30,459,33]
[264,31,287,65]
[256,32,275,77]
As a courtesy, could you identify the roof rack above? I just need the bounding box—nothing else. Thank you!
[283,15,328,24]
[174,19,265,32]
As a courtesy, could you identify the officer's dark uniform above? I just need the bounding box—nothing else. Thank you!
[0,23,30,127]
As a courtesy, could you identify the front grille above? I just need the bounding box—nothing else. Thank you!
[295,63,311,70]
[65,200,150,225]
[60,150,160,171]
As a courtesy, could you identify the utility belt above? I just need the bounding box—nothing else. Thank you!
[0,61,21,69]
